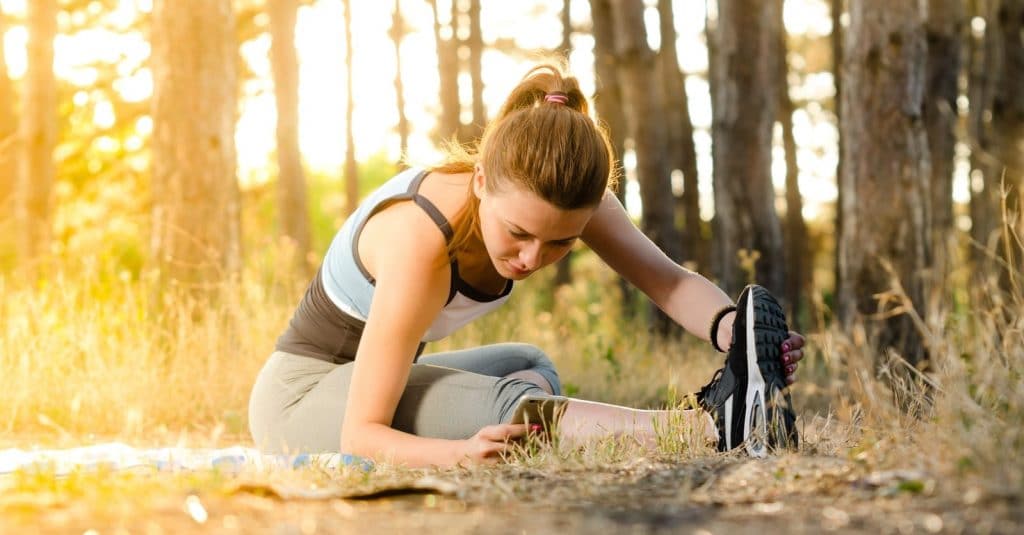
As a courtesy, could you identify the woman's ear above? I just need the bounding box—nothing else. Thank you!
[472,165,486,199]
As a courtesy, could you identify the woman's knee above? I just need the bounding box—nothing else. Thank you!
[505,343,561,396]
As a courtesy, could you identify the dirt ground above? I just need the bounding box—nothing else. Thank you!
[2,454,1021,534]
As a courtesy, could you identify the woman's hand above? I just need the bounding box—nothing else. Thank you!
[456,423,530,465]
[780,331,805,385]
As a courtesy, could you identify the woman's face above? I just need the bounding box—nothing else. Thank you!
[473,169,596,280]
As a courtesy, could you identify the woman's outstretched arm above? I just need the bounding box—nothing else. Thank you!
[581,191,805,381]
[581,191,736,347]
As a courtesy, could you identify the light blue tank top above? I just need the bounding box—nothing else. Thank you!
[320,168,513,341]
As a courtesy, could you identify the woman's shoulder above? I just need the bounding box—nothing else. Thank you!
[358,193,452,276]
[415,170,473,224]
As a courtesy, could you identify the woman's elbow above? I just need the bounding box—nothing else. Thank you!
[340,420,375,455]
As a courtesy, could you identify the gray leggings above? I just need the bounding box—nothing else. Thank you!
[248,343,562,454]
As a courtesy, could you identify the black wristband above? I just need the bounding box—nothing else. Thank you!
[709,305,737,353]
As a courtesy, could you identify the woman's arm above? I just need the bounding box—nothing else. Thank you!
[580,191,737,349]
[581,192,805,381]
[341,202,525,466]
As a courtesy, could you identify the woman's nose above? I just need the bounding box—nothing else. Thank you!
[519,242,543,270]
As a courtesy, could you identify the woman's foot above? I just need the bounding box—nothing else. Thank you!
[697,285,798,457]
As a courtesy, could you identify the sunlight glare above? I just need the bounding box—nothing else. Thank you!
[135,115,152,136]
[0,0,25,15]
[93,100,116,129]
[113,68,152,103]
[3,25,26,78]
[784,0,831,37]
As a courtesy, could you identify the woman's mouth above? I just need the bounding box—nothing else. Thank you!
[507,262,531,276]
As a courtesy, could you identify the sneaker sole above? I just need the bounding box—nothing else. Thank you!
[741,286,793,457]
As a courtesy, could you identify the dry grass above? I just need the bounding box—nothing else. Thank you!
[1,230,1023,531]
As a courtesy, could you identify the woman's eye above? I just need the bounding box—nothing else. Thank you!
[510,231,530,240]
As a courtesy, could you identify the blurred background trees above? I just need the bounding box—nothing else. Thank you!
[0,0,1021,368]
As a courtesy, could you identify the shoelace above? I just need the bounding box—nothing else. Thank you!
[696,367,725,408]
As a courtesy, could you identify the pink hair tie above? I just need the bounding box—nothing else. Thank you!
[544,92,569,105]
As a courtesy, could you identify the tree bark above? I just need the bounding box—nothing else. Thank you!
[777,7,808,329]
[269,0,311,271]
[151,0,240,292]
[709,0,787,299]
[0,4,16,227]
[838,0,931,365]
[589,0,634,312]
[17,0,58,266]
[391,0,410,162]
[429,0,461,143]
[343,0,359,216]
[991,0,1024,286]
[924,0,965,284]
[611,0,681,262]
[611,0,682,333]
[832,0,845,305]
[658,0,705,272]
[554,0,574,288]
[967,0,1000,260]
[465,0,485,140]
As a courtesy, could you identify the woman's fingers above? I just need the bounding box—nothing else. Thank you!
[478,423,529,442]
[781,331,805,351]
[780,332,805,385]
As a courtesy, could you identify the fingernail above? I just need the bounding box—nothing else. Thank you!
[530,424,542,432]
[782,343,790,352]
[782,355,790,364]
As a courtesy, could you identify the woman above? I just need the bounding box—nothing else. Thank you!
[249,64,806,466]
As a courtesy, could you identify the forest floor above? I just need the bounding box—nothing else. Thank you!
[2,429,1022,534]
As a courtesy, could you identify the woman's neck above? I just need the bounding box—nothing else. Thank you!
[454,234,507,296]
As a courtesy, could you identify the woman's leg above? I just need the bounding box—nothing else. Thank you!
[557,400,717,448]
[419,344,715,447]
[248,350,553,453]
[417,343,561,395]
[249,349,714,454]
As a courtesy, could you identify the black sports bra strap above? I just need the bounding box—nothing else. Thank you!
[412,195,454,241]
[406,170,454,242]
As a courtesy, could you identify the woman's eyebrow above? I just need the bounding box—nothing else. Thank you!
[507,222,579,242]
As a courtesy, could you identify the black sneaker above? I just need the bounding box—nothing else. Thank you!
[697,285,798,457]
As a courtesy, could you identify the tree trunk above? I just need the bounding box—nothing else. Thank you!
[17,0,58,266]
[709,0,787,299]
[832,0,845,305]
[391,0,410,162]
[553,0,573,288]
[589,0,634,312]
[924,0,965,286]
[611,0,681,262]
[465,0,485,140]
[777,8,808,330]
[560,0,572,55]
[611,0,683,333]
[658,0,705,272]
[151,0,240,292]
[343,0,359,216]
[269,0,311,271]
[967,0,1000,262]
[0,4,16,228]
[991,0,1024,287]
[838,0,931,366]
[429,0,461,143]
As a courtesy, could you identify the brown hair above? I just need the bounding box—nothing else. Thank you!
[430,63,618,258]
